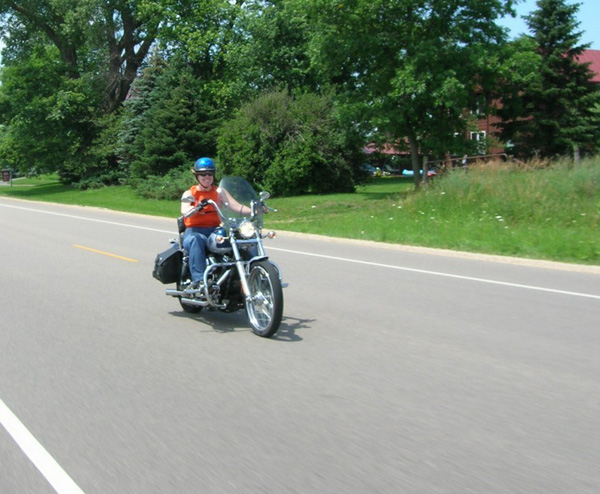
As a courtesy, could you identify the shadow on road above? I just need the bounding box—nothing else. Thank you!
[168,310,313,341]
[272,316,315,342]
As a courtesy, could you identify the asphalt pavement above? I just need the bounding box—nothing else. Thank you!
[1,197,599,494]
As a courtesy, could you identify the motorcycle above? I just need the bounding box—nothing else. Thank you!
[153,176,285,338]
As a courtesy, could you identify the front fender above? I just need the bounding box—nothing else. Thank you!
[248,258,288,287]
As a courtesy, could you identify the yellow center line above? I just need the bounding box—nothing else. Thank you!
[73,244,139,263]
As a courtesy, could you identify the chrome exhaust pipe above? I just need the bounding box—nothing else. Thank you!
[165,289,227,309]
[179,297,209,307]
[165,289,186,297]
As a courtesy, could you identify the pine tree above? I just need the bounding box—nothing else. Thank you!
[120,55,219,180]
[118,53,168,175]
[522,0,599,158]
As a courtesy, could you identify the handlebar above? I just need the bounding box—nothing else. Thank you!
[183,199,208,218]
[184,198,276,221]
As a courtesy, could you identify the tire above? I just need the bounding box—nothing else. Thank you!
[177,281,203,314]
[246,261,283,338]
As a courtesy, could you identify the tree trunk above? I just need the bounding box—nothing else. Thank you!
[423,155,430,185]
[408,133,422,188]
[102,7,156,114]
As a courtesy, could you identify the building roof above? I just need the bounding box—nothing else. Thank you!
[578,49,600,83]
[363,143,403,155]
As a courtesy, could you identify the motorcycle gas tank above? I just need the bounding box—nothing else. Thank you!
[207,227,232,254]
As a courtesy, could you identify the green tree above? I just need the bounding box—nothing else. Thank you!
[0,0,158,113]
[122,56,221,180]
[139,0,244,107]
[0,0,159,182]
[291,0,514,185]
[517,0,600,158]
[0,44,99,178]
[217,90,363,196]
[118,52,168,176]
[494,36,542,156]
[225,0,318,97]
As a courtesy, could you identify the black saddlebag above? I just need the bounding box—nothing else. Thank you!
[152,244,182,284]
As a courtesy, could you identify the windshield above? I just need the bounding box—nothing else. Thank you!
[217,176,259,219]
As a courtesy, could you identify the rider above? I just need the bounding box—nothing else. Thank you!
[181,157,253,290]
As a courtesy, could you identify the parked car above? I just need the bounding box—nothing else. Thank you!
[401,169,436,177]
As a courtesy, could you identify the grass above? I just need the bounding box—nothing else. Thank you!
[2,158,599,265]
[0,174,180,217]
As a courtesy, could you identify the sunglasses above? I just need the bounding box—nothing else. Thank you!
[195,172,214,177]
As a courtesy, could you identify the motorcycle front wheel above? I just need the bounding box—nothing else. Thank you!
[246,261,283,338]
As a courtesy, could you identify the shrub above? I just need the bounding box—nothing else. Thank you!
[134,165,192,200]
[217,90,363,196]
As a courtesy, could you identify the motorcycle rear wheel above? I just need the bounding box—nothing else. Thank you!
[246,261,283,338]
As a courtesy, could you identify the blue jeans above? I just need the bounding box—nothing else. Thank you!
[183,227,217,283]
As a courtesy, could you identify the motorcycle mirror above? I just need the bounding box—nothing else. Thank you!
[260,191,270,201]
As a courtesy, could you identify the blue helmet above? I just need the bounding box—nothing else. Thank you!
[193,157,216,173]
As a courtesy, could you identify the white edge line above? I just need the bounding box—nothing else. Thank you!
[269,247,600,300]
[0,399,85,494]
[2,202,598,300]
[0,203,172,234]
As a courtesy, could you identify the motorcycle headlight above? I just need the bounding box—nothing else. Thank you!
[239,220,256,239]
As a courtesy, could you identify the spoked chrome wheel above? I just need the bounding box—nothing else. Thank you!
[246,261,283,338]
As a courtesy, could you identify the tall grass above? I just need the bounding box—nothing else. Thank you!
[396,159,599,262]
[267,157,599,264]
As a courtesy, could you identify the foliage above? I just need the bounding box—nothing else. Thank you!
[0,0,159,181]
[494,35,542,155]
[0,0,598,191]
[139,0,247,110]
[499,0,600,158]
[292,0,514,185]
[0,44,100,181]
[224,0,319,97]
[0,0,158,112]
[117,52,167,173]
[217,90,364,196]
[125,58,220,180]
[75,112,129,189]
[133,165,191,200]
[117,55,223,184]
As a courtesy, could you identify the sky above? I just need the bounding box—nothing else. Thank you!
[497,0,600,49]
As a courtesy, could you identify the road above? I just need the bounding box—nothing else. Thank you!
[1,197,599,494]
